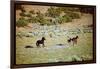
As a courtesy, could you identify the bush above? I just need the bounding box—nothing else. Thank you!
[38,18,53,26]
[25,13,32,17]
[57,15,72,24]
[46,7,61,18]
[36,11,45,24]
[20,12,26,17]
[28,17,37,23]
[20,12,32,17]
[20,6,26,13]
[29,10,35,14]
[16,18,28,27]
[68,12,80,19]
[43,19,53,26]
[62,15,72,22]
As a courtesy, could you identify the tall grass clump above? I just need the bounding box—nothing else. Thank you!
[16,17,28,27]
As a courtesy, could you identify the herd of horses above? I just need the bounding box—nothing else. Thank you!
[35,36,79,48]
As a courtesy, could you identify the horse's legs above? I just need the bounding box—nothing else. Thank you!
[37,44,39,48]
[38,44,40,48]
[75,40,77,44]
[72,39,75,46]
[42,43,45,47]
[73,38,78,46]
[74,39,77,45]
[36,42,40,48]
[73,41,74,46]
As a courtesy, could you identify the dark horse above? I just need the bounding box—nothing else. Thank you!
[36,37,46,47]
[67,36,79,46]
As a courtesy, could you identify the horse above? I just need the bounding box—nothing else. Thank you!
[67,36,79,46]
[72,36,79,45]
[36,37,46,47]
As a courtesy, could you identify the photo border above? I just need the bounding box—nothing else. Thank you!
[11,1,96,68]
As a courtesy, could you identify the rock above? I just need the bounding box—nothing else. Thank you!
[25,46,33,48]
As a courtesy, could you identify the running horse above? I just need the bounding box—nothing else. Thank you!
[36,37,46,47]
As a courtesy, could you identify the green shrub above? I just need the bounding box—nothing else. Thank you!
[57,15,72,24]
[43,19,53,26]
[38,18,53,26]
[20,12,26,17]
[29,10,35,14]
[20,7,26,13]
[28,17,37,23]
[25,13,32,17]
[36,11,45,24]
[21,9,26,13]
[46,7,61,18]
[16,18,28,27]
[20,12,32,17]
[68,12,80,19]
[63,15,72,22]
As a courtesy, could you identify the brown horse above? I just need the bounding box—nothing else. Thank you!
[67,36,79,46]
[36,37,46,47]
[72,36,79,45]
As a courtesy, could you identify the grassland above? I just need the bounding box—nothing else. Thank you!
[16,33,93,64]
[16,14,93,64]
[16,5,93,64]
